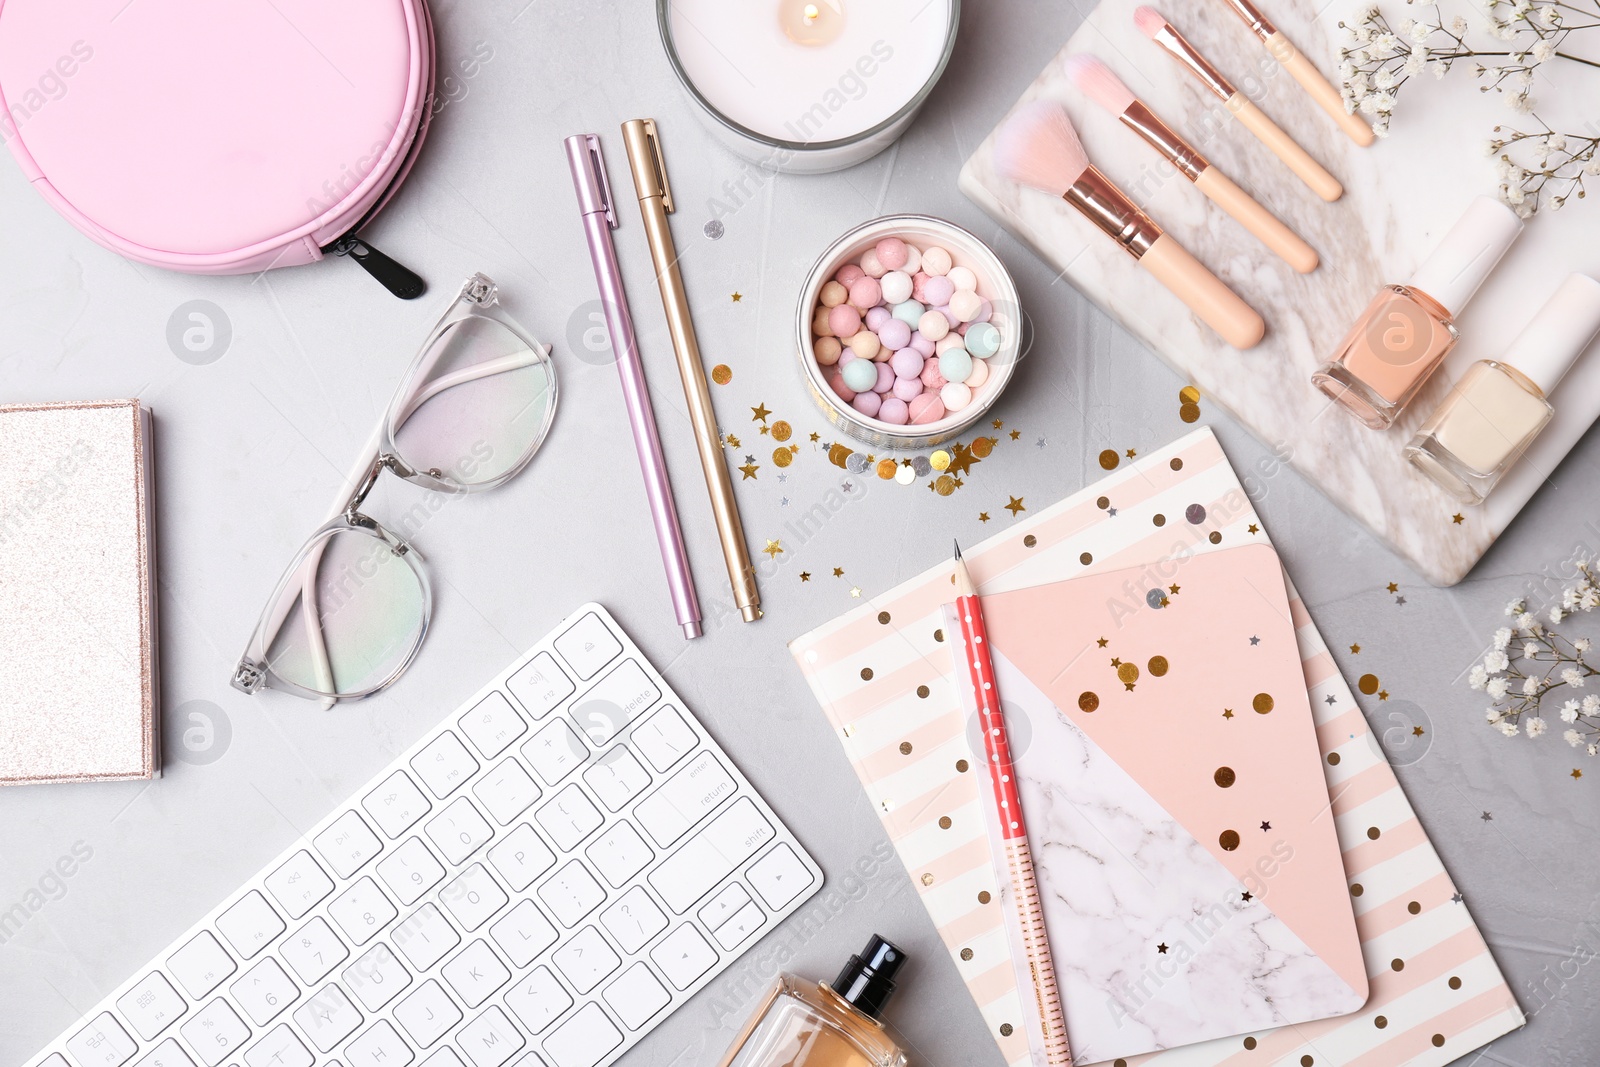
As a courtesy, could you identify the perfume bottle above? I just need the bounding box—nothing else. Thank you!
[1407,273,1600,504]
[719,935,910,1067]
[1312,196,1524,429]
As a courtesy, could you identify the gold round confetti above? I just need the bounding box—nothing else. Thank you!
[1097,495,1111,509]
[1253,693,1275,714]
[878,611,891,624]
[1431,1034,1445,1048]
[934,628,945,642]
[1179,402,1201,423]
[860,667,874,681]
[1078,691,1100,713]
[1358,673,1380,695]
[1098,449,1120,470]
[978,890,991,904]
[876,458,898,480]
[916,684,930,698]
[999,1024,1014,1038]
[1367,826,1381,840]
[899,741,913,755]
[770,420,792,442]
[921,872,935,886]
[829,443,854,467]
[1080,552,1093,565]
[1208,531,1223,544]
[971,437,994,458]
[1152,513,1166,527]
[939,816,953,829]
[1023,534,1037,548]
[1170,458,1184,471]
[1449,976,1462,990]
[1301,1057,1314,1067]
[1214,766,1236,788]
[1148,655,1169,677]
[930,449,952,471]
[1408,900,1421,914]
[1115,1061,1128,1067]
[1243,1037,1257,1050]
[933,475,957,496]
[1118,662,1140,685]
[772,448,793,467]
[1351,883,1364,896]
[1179,385,1201,404]
[711,364,732,384]
[960,947,973,960]
[1374,1015,1387,1029]
[1391,958,1405,971]
[1219,829,1241,851]
[955,758,969,772]
[1328,752,1341,765]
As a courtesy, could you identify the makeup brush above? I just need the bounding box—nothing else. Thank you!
[1218,0,1375,147]
[1065,54,1318,273]
[1134,6,1343,202]
[995,99,1265,349]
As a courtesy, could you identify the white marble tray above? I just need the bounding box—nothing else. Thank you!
[959,0,1600,585]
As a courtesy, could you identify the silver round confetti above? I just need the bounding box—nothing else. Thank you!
[703,220,725,240]
[911,456,933,477]
[1146,588,1166,609]
[846,453,870,474]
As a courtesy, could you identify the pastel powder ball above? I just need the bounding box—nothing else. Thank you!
[892,377,922,402]
[923,276,955,307]
[920,359,947,390]
[877,318,911,351]
[812,307,833,336]
[835,263,865,288]
[941,381,973,411]
[875,237,909,271]
[949,289,983,322]
[921,246,953,276]
[820,280,848,308]
[873,362,895,393]
[939,347,974,385]
[814,336,842,365]
[964,355,990,388]
[865,306,891,332]
[902,245,922,275]
[841,358,877,393]
[909,393,945,424]
[847,330,881,360]
[909,332,935,357]
[947,265,977,291]
[828,304,861,337]
[892,300,924,327]
[890,347,923,379]
[918,310,950,341]
[880,271,913,305]
[935,333,967,357]
[911,272,931,303]
[827,368,856,402]
[965,322,1001,358]
[848,277,882,309]
[877,397,910,424]
[859,248,886,278]
[851,390,882,417]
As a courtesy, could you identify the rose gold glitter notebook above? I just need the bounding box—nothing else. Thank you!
[0,399,158,785]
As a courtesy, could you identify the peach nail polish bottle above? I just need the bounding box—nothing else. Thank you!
[1407,273,1600,504]
[1312,196,1524,429]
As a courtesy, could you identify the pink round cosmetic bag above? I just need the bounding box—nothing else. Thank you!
[0,0,435,298]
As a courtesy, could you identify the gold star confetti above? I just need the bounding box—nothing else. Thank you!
[947,443,977,477]
[1010,429,1020,440]
[833,567,844,577]
[751,403,771,421]
[1223,708,1234,719]
[711,364,732,385]
[726,434,741,448]
[1452,513,1465,525]
[731,292,742,302]
[1097,637,1108,647]
[1004,496,1026,517]
[1412,725,1424,736]
[1168,584,1180,594]
[739,463,759,479]
[764,539,783,559]
[978,512,990,523]
[993,419,1003,429]
[850,586,862,598]
[1573,768,1583,779]
[1248,524,1259,534]
[809,431,820,442]
[1351,643,1361,653]
[1378,690,1389,700]
[1125,448,1137,458]
[800,571,811,582]
[1386,582,1399,593]
[1111,657,1121,667]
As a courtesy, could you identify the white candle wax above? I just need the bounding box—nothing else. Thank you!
[667,0,953,146]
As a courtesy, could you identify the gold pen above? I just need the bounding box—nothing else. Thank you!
[620,118,761,624]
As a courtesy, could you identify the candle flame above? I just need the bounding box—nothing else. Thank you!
[803,3,819,19]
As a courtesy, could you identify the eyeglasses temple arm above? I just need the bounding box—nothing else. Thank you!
[391,344,552,429]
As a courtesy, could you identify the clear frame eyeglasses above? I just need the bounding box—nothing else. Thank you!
[233,273,558,702]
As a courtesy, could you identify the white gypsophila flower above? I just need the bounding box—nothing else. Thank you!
[1522,675,1540,695]
[1451,14,1469,33]
[1359,92,1382,114]
[1500,720,1521,736]
[1516,68,1535,88]
[1432,60,1448,78]
[1515,0,1533,15]
[1517,611,1538,632]
[1582,694,1599,714]
[1527,716,1547,738]
[1524,641,1540,659]
[1376,90,1397,113]
[1566,729,1583,746]
[1361,4,1379,19]
[1584,158,1600,176]
[1576,637,1591,652]
[1375,32,1400,51]
[1562,699,1582,722]
[1487,676,1511,700]
[1399,16,1417,33]
[1548,133,1568,152]
[1411,22,1432,42]
[1375,67,1398,89]
[1551,605,1567,624]
[1487,706,1504,722]
[1507,598,1526,615]
[1373,116,1392,136]
[1469,664,1490,689]
[1583,588,1600,610]
[1340,60,1358,78]
[1494,627,1513,650]
[1590,743,1598,756]
[1517,203,1534,219]
[1563,667,1586,688]
[1403,54,1426,75]
[1497,22,1520,39]
[1485,649,1510,672]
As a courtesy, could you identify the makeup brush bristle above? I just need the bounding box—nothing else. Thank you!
[1133,5,1169,38]
[993,99,1090,198]
[1064,54,1136,116]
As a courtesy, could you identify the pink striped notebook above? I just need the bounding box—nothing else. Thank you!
[789,428,1524,1067]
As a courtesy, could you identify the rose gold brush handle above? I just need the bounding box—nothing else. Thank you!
[1140,233,1266,348]
[1006,836,1074,1064]
[1266,33,1375,147]
[1226,93,1343,202]
[1193,166,1318,272]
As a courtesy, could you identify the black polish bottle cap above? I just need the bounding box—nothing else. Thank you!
[831,934,908,1019]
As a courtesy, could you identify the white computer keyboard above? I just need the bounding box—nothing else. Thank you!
[29,604,823,1067]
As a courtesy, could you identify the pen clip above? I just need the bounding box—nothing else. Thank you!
[641,119,675,215]
[584,134,617,229]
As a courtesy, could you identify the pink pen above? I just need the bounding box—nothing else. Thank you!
[565,133,702,639]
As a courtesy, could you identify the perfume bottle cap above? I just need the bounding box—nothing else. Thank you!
[831,934,908,1019]
[1502,272,1600,396]
[1406,196,1523,314]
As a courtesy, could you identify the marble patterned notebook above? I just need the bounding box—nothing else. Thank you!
[789,427,1524,1067]
[955,0,1600,586]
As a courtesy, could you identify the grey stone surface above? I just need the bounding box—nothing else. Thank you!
[1,2,1595,1064]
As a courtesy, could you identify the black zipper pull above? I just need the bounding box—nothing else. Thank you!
[328,235,427,299]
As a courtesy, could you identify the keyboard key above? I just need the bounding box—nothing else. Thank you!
[263,850,335,920]
[40,1055,70,1067]
[230,957,299,1025]
[115,972,186,1040]
[503,966,571,1035]
[410,731,479,799]
[603,963,671,1030]
[362,771,433,839]
[473,759,541,825]
[541,1003,622,1067]
[426,797,494,865]
[178,1000,249,1067]
[280,916,349,984]
[747,843,815,910]
[521,720,587,786]
[328,876,398,945]
[393,980,462,1049]
[506,652,574,721]
[486,824,556,891]
[537,861,606,927]
[552,926,620,994]
[649,798,774,913]
[457,1007,525,1067]
[131,1040,194,1067]
[392,903,461,971]
[376,837,447,905]
[633,752,736,847]
[600,887,669,954]
[346,1021,414,1067]
[440,863,509,931]
[459,693,528,759]
[583,747,651,811]
[216,891,285,960]
[697,883,751,933]
[585,821,653,887]
[553,612,622,680]
[242,1025,311,1067]
[535,783,604,852]
[167,932,237,999]
[489,900,558,967]
[313,811,384,879]
[711,901,764,950]
[630,705,697,773]
[650,924,716,990]
[343,943,411,1011]
[66,1014,137,1067]
[570,660,658,746]
[420,1050,465,1067]
[292,985,363,1052]
[442,939,512,1008]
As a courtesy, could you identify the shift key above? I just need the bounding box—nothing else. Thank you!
[649,798,774,913]
[634,753,736,847]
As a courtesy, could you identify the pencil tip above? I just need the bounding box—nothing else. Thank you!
[952,539,962,561]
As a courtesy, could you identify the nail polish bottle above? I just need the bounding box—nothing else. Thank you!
[718,935,909,1067]
[1406,272,1600,504]
[1312,196,1524,429]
